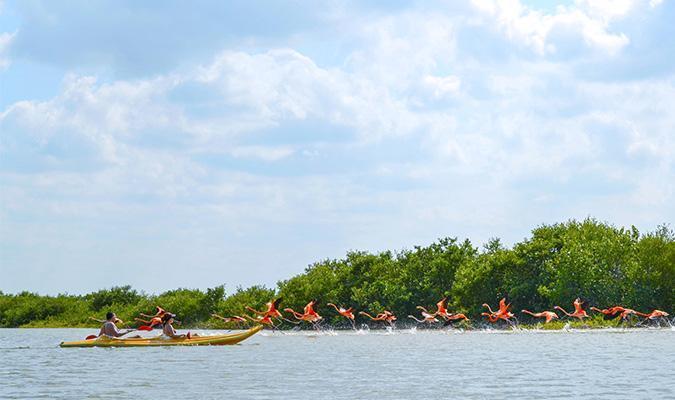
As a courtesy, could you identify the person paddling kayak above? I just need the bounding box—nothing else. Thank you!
[98,312,138,338]
[161,313,199,339]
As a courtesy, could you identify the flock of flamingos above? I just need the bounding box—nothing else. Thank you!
[126,298,670,332]
[191,297,672,331]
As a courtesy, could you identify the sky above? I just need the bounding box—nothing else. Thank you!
[1,0,673,295]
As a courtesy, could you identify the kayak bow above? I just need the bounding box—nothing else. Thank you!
[60,325,263,348]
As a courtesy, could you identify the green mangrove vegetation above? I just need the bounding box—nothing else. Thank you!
[1,219,673,328]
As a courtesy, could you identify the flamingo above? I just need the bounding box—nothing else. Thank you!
[435,297,451,318]
[616,308,641,324]
[139,306,167,320]
[636,309,670,320]
[284,300,323,329]
[554,298,589,321]
[521,309,559,323]
[136,305,175,329]
[498,298,512,314]
[635,309,670,326]
[481,312,502,323]
[416,297,452,320]
[211,314,247,325]
[303,300,321,317]
[417,298,468,325]
[134,316,163,329]
[382,311,397,327]
[359,311,390,321]
[246,298,283,320]
[408,310,439,324]
[359,310,397,327]
[483,298,513,317]
[442,313,469,326]
[482,298,515,324]
[89,316,124,325]
[590,306,626,320]
[244,314,279,329]
[327,303,356,329]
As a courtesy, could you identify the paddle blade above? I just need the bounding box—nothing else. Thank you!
[137,325,153,331]
[85,335,98,340]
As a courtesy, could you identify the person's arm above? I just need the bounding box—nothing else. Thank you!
[169,325,184,338]
[110,323,132,338]
[167,324,186,339]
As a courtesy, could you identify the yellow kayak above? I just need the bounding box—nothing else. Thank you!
[60,325,263,348]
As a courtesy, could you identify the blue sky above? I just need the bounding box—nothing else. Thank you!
[1,0,673,295]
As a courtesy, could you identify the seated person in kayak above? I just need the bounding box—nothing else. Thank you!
[161,313,198,339]
[98,312,139,338]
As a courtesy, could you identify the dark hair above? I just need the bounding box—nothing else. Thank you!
[106,312,115,321]
[161,313,175,323]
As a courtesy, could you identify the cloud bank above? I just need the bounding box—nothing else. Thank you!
[1,0,673,294]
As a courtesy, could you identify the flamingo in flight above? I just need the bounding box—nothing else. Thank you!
[482,298,515,324]
[590,306,626,320]
[442,313,469,326]
[521,309,559,323]
[408,310,439,324]
[554,298,589,321]
[135,305,173,329]
[244,314,279,329]
[134,316,163,329]
[359,310,397,327]
[89,316,124,325]
[247,298,283,320]
[636,309,670,320]
[635,309,670,326]
[139,306,167,320]
[299,300,322,321]
[416,298,469,326]
[284,300,323,329]
[211,314,247,325]
[416,297,452,320]
[327,303,356,329]
[616,308,641,324]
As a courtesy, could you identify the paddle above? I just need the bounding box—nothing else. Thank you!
[84,327,143,340]
[136,325,154,331]
[84,325,148,340]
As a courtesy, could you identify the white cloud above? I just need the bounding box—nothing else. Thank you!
[0,31,15,70]
[422,75,461,99]
[1,73,183,168]
[469,0,663,55]
[197,49,331,121]
[231,145,295,161]
[3,16,672,192]
[575,0,638,20]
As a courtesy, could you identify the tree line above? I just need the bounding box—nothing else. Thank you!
[1,219,672,328]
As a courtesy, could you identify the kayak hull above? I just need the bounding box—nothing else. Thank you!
[60,325,263,348]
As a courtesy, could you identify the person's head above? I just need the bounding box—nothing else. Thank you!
[161,313,175,324]
[106,312,115,321]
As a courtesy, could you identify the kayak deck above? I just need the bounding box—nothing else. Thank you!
[60,325,263,348]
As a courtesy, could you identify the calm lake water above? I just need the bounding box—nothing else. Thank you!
[1,327,673,399]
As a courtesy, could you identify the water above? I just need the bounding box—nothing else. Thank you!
[1,328,673,399]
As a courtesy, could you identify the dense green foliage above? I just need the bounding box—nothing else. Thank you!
[1,219,673,328]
